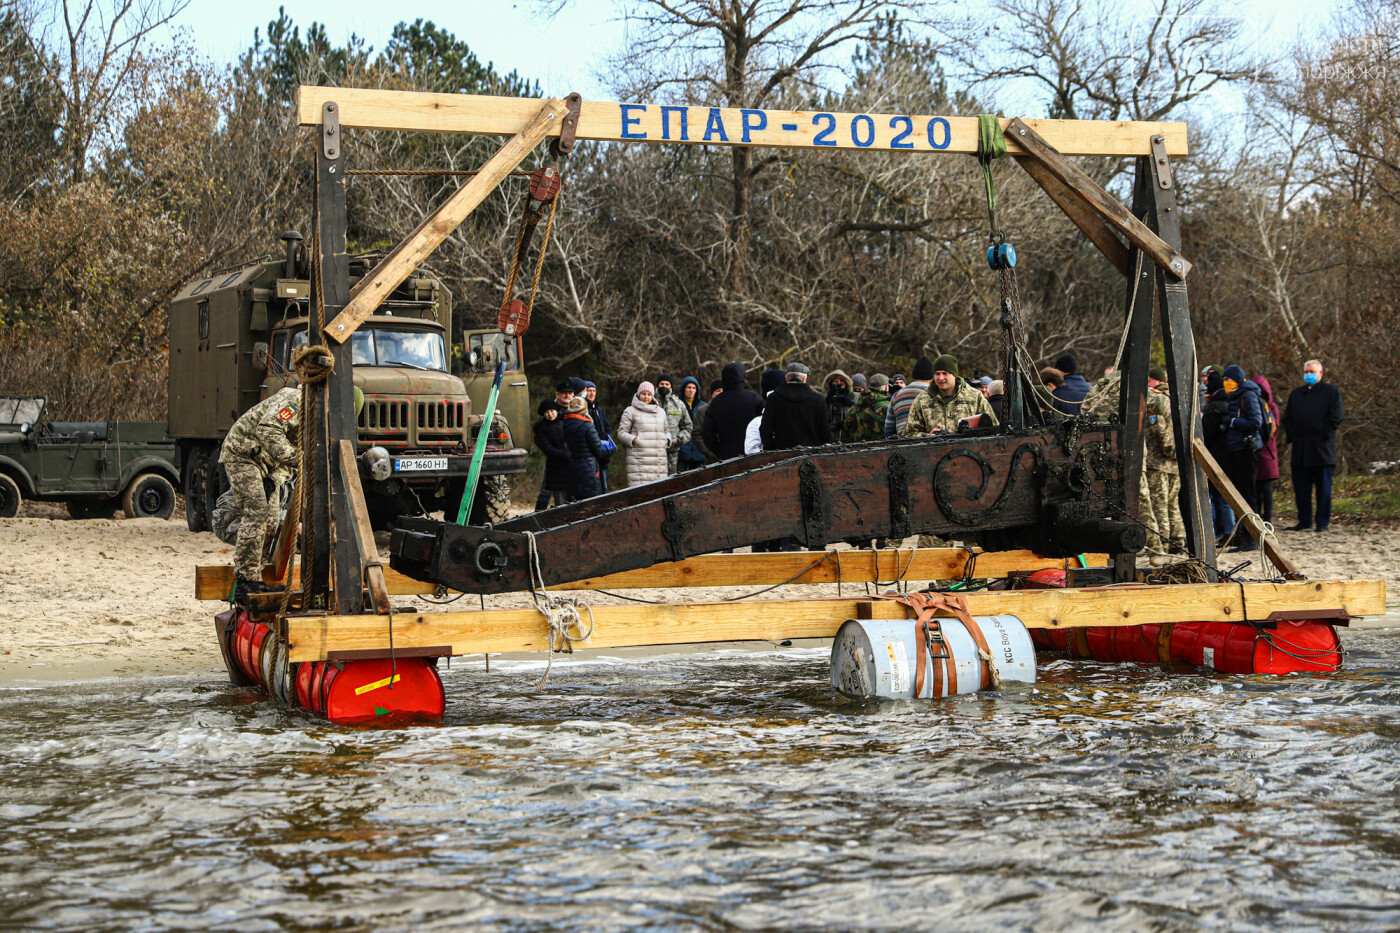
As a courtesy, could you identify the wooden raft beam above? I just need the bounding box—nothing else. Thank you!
[1008,118,1192,278]
[195,548,1108,601]
[295,87,1188,158]
[283,579,1386,662]
[1192,439,1303,578]
[322,97,570,343]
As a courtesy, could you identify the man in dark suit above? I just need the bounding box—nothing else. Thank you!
[1281,359,1344,532]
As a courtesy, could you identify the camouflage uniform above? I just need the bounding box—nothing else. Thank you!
[845,390,891,442]
[219,387,301,580]
[902,382,997,436]
[1082,373,1184,552]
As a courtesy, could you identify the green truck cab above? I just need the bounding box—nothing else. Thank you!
[168,233,528,530]
[0,396,181,519]
[461,329,532,454]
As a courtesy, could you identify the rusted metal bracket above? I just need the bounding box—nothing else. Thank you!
[553,92,583,156]
[661,497,687,562]
[1150,135,1173,189]
[322,101,340,161]
[798,460,828,549]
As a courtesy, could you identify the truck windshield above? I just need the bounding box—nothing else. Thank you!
[348,329,447,371]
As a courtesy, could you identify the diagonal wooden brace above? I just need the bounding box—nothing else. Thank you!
[323,97,571,344]
[1008,118,1191,279]
[1015,155,1132,277]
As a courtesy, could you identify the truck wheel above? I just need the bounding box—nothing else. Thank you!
[203,456,227,533]
[451,476,513,525]
[67,499,120,520]
[123,472,177,520]
[184,446,211,532]
[0,474,20,518]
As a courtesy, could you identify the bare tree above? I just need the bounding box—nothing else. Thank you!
[20,0,189,183]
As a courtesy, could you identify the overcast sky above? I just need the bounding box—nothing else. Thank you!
[162,0,1330,109]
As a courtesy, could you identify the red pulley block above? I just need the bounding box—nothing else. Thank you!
[529,165,562,202]
[499,297,529,337]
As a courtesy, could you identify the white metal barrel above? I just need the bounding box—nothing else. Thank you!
[830,615,1036,699]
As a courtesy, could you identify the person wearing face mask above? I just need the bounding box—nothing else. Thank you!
[1282,359,1344,532]
[1216,364,1265,551]
[653,373,693,475]
[1201,369,1236,545]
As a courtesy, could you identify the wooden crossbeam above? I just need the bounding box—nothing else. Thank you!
[1008,118,1192,278]
[195,548,1107,601]
[1192,439,1302,578]
[283,579,1385,662]
[1015,154,1132,277]
[322,97,570,344]
[295,86,1188,158]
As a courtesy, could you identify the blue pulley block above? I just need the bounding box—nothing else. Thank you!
[986,243,1017,269]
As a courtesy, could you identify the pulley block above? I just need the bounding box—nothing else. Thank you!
[529,165,562,202]
[986,242,1017,270]
[499,298,529,337]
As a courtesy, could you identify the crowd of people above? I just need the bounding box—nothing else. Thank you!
[532,355,1347,561]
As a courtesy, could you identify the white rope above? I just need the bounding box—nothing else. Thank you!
[1219,510,1282,577]
[523,530,595,691]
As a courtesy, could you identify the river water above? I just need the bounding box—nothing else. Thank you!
[3,630,1399,931]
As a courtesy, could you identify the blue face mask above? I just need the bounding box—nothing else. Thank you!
[1303,372,1319,385]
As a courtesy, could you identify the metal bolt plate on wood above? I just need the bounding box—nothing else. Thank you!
[323,102,341,160]
[1150,135,1172,189]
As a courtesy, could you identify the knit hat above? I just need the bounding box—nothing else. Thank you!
[709,378,723,394]
[657,373,675,385]
[988,379,1004,396]
[568,376,587,394]
[931,353,958,376]
[1206,371,1224,395]
[637,380,655,396]
[566,396,588,413]
[1054,353,1078,374]
[868,373,890,390]
[760,369,785,395]
[1223,364,1248,385]
[912,356,935,380]
[851,373,868,390]
[1148,367,1165,383]
[891,374,906,385]
[581,379,597,390]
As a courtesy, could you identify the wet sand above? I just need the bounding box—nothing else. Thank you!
[1,502,1394,683]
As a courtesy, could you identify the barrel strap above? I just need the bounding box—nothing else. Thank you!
[1071,626,1091,658]
[877,591,980,696]
[1156,623,1175,665]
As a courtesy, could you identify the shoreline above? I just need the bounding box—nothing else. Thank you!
[2,507,1395,686]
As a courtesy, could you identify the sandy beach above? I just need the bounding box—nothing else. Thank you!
[1,502,1394,683]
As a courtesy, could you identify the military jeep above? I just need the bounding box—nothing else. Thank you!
[0,396,181,520]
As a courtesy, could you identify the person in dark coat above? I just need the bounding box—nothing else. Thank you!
[987,380,1005,422]
[1254,375,1281,524]
[1282,359,1344,532]
[677,376,710,470]
[759,365,831,451]
[1201,370,1235,545]
[702,361,764,460]
[1051,353,1091,415]
[1218,364,1264,550]
[532,398,570,510]
[561,396,605,501]
[581,381,614,492]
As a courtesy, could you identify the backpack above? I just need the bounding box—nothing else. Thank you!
[1261,399,1276,443]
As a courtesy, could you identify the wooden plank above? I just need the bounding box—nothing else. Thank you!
[263,492,298,586]
[1008,118,1192,278]
[1192,439,1302,578]
[295,87,1189,158]
[284,579,1386,662]
[1015,155,1132,277]
[337,439,391,613]
[323,97,570,344]
[195,548,1108,600]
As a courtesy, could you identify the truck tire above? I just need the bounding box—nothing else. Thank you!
[184,446,211,532]
[203,455,227,533]
[67,499,120,520]
[448,475,513,525]
[0,474,20,518]
[123,472,177,520]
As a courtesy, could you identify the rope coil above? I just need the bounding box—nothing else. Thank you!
[524,530,595,690]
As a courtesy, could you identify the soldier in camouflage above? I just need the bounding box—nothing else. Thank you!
[220,386,302,598]
[1081,369,1184,559]
[845,373,892,442]
[902,355,998,436]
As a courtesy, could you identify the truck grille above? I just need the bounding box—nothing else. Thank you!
[359,400,410,447]
[417,401,466,431]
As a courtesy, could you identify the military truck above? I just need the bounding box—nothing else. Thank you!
[169,232,528,531]
[0,396,180,519]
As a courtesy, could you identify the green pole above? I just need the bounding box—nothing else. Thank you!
[456,360,507,524]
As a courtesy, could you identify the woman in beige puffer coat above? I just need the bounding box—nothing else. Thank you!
[616,381,671,487]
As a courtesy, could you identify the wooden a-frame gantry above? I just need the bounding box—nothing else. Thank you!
[205,87,1384,669]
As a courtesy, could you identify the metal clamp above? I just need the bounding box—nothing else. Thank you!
[322,102,341,161]
[1150,135,1172,190]
[554,92,583,155]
